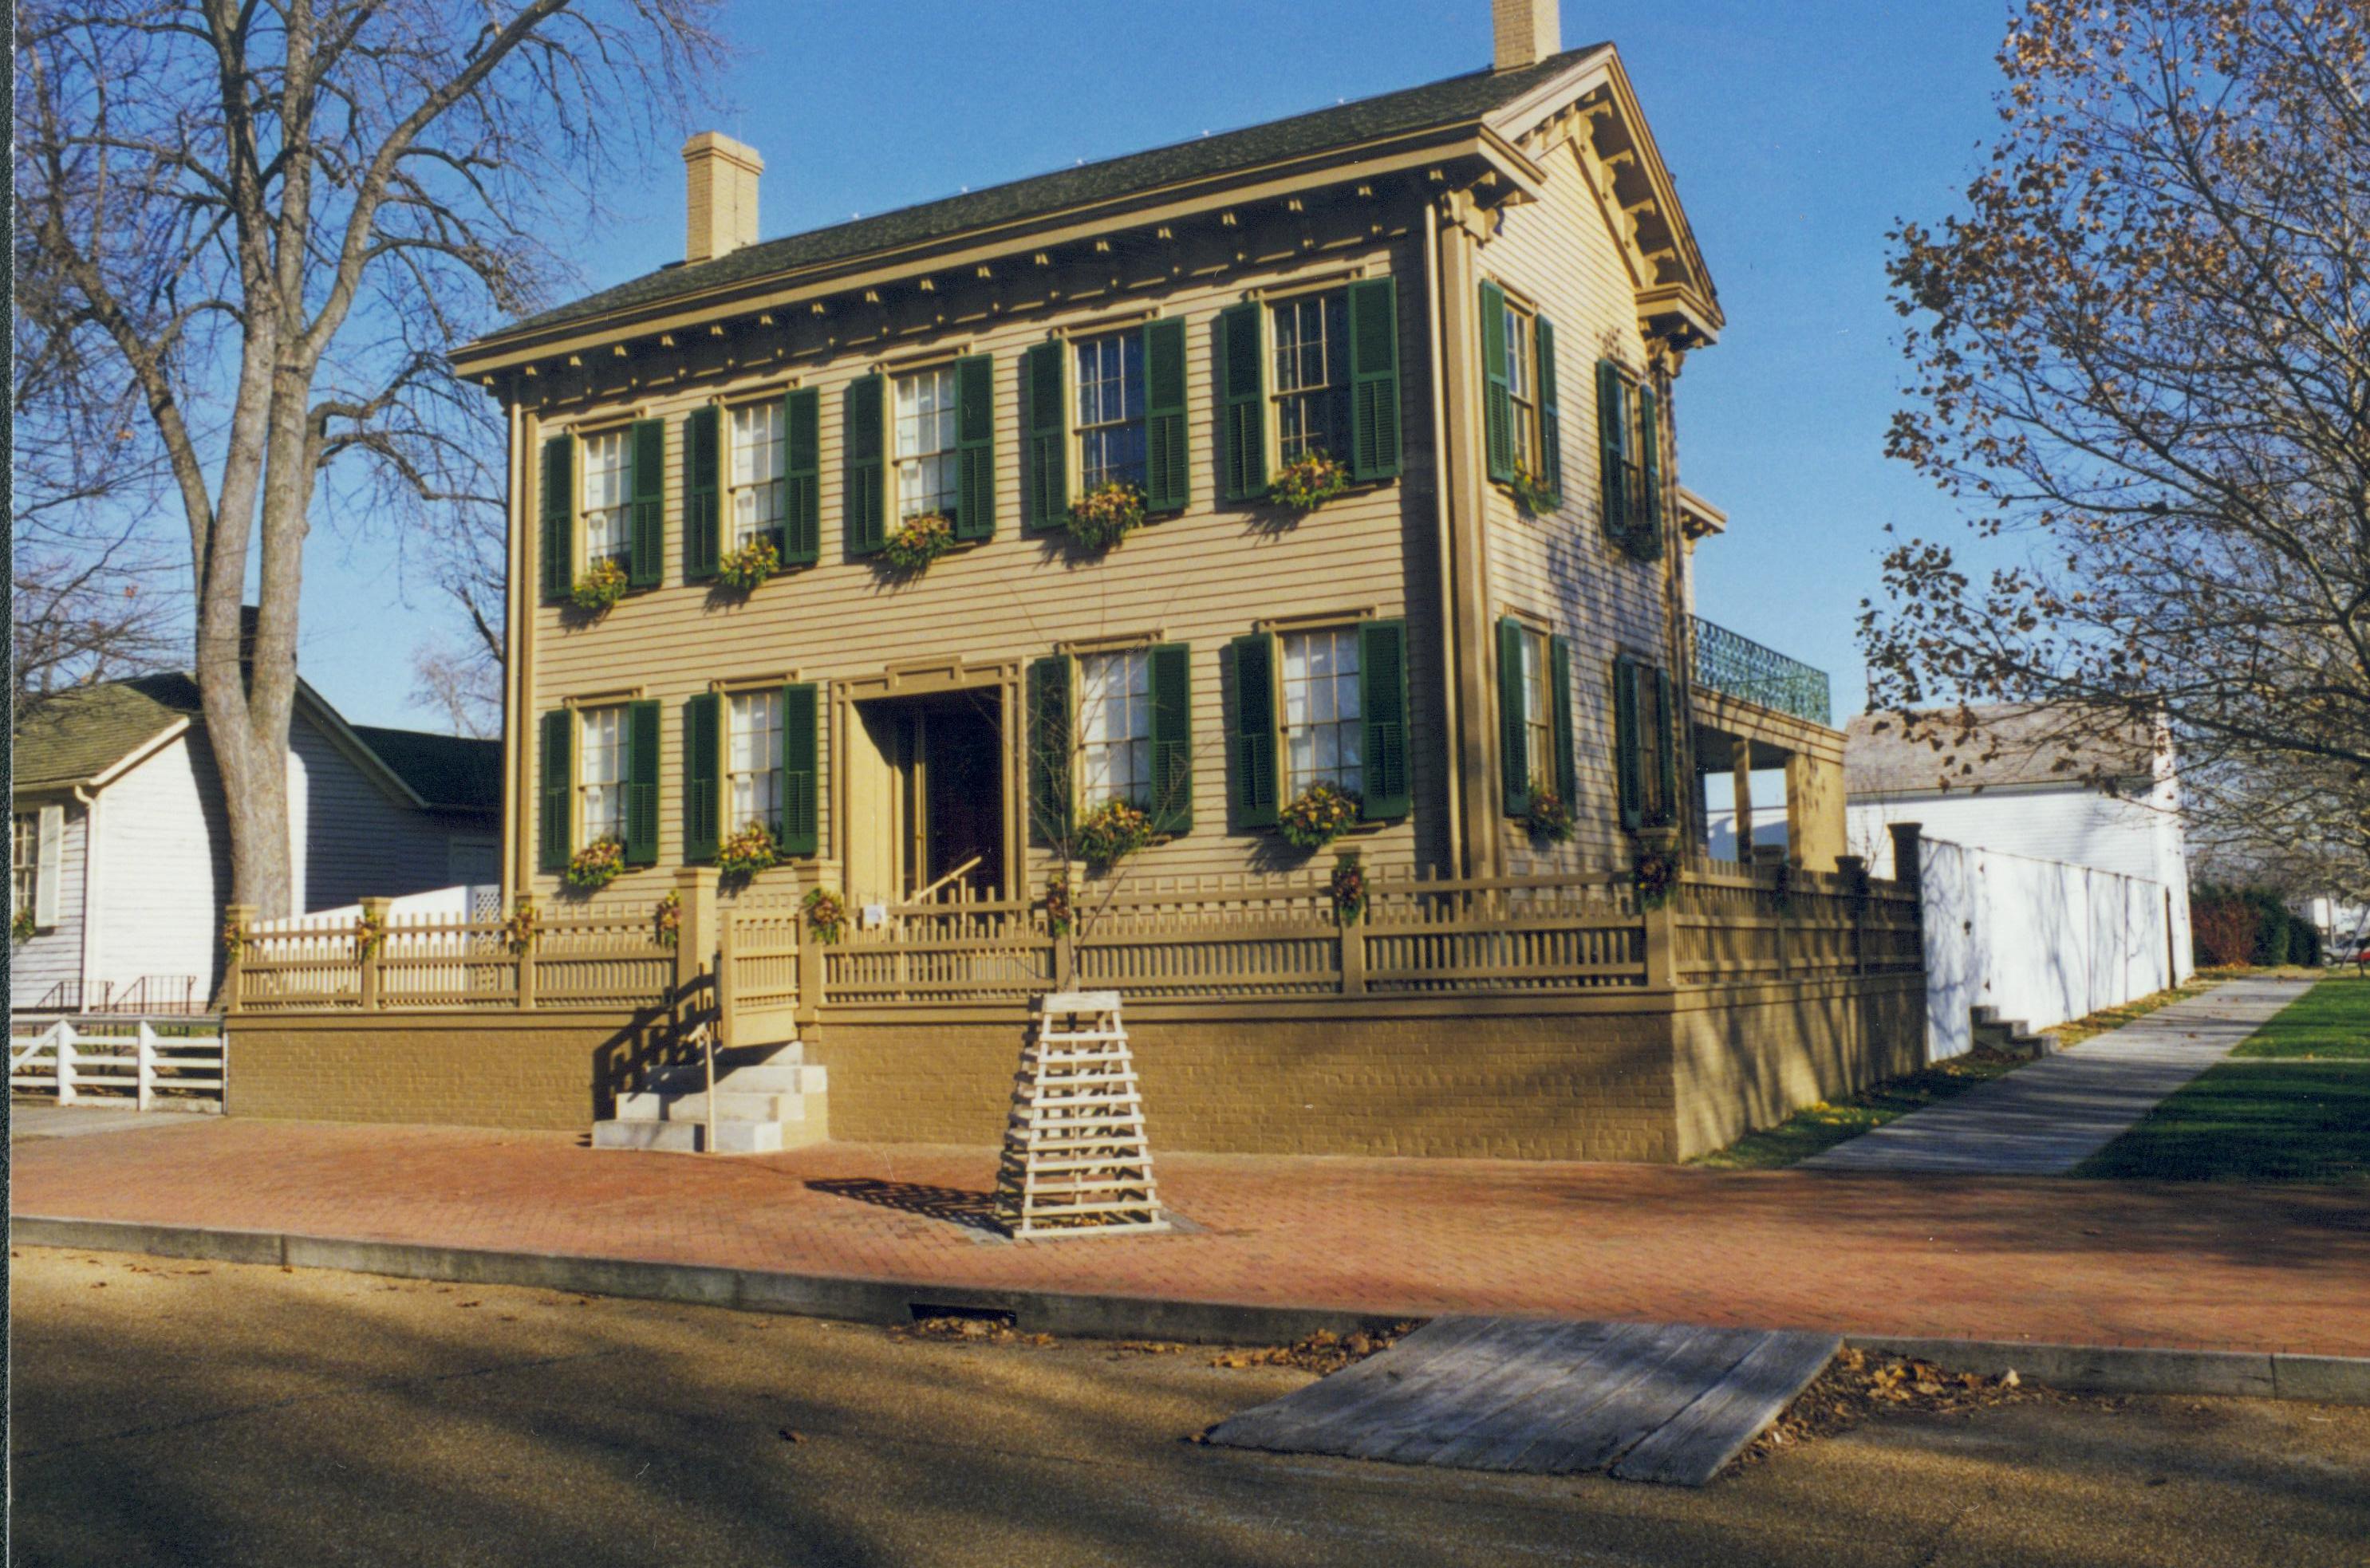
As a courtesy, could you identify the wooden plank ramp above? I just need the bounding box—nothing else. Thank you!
[1204,1316,1840,1487]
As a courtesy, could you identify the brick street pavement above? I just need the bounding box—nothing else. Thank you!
[11,1118,2367,1357]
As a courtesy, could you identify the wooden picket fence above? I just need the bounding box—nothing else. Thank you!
[228,901,676,1014]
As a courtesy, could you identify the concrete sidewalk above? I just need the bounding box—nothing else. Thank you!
[12,1116,2368,1359]
[1800,977,2309,1176]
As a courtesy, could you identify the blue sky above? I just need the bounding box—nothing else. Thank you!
[306,0,2015,732]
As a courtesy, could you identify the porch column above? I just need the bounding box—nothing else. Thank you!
[1729,738,1754,864]
[1784,750,1847,872]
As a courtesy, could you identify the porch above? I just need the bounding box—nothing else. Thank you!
[1687,617,1847,871]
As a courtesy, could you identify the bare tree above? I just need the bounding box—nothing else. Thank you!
[409,638,502,739]
[1862,0,2370,879]
[14,0,717,916]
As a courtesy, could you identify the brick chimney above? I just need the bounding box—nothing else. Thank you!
[682,132,763,266]
[1493,0,1560,72]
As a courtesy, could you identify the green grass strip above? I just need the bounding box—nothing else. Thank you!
[2229,975,2370,1061]
[2074,1062,2370,1183]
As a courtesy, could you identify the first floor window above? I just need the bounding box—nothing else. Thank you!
[578,705,627,845]
[729,401,783,546]
[1075,332,1146,490]
[1079,651,1152,808]
[1519,628,1554,794]
[894,366,959,522]
[1504,301,1539,476]
[582,429,631,565]
[1272,293,1351,463]
[1281,628,1362,796]
[1635,664,1670,824]
[728,689,783,834]
[12,814,37,924]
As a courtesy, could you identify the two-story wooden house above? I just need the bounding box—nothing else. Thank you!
[284,0,1898,1160]
[448,0,1847,920]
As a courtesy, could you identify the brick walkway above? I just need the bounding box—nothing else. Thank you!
[12,1118,2368,1357]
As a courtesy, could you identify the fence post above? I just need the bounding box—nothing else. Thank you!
[358,897,389,1011]
[136,1021,156,1111]
[1340,913,1367,996]
[516,917,538,1011]
[57,1021,77,1105]
[1887,821,1924,889]
[1643,888,1678,989]
[672,865,718,1004]
[1836,855,1869,976]
[795,896,823,1028]
[223,902,254,1014]
[1053,930,1076,994]
[717,904,739,1047]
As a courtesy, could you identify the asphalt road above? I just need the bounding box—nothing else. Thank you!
[10,1247,2369,1567]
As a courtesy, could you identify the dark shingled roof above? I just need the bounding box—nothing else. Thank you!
[351,725,503,814]
[500,46,1607,339]
[1845,705,2161,797]
[13,673,203,790]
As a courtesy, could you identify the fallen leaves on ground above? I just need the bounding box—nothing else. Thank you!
[1209,1322,1421,1376]
[897,1314,1056,1348]
[1739,1348,2052,1468]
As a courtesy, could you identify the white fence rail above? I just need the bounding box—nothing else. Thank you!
[9,1018,226,1110]
[1918,837,2186,1060]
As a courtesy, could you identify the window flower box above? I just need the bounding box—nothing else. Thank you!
[716,538,781,592]
[1268,450,1349,517]
[565,836,625,892]
[1065,482,1146,553]
[570,558,629,615]
[881,511,956,573]
[1077,799,1155,869]
[1278,782,1362,853]
[716,821,779,880]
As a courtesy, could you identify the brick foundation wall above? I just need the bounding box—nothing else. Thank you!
[226,1010,668,1132]
[222,976,1923,1160]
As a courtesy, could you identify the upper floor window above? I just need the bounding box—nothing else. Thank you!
[578,705,627,846]
[729,401,784,548]
[1503,301,1539,478]
[1272,294,1351,463]
[13,814,39,925]
[1281,627,1362,797]
[728,689,783,833]
[1075,333,1146,492]
[895,366,960,522]
[1078,651,1152,808]
[581,430,633,566]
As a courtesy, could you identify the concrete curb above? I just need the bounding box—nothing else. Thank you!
[16,1214,2368,1406]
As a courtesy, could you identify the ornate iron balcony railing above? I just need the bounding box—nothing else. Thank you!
[1690,617,1833,728]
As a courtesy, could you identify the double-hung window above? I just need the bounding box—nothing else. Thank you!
[728,689,783,836]
[1518,628,1554,797]
[1503,301,1539,478]
[1271,294,1351,463]
[581,431,632,567]
[578,705,627,847]
[1281,628,1362,797]
[729,401,784,549]
[1078,651,1153,809]
[1075,333,1146,491]
[894,366,960,522]
[12,814,38,927]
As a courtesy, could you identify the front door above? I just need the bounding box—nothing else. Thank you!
[845,687,1005,904]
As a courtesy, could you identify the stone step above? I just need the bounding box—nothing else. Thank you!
[645,1062,826,1097]
[591,1116,827,1155]
[615,1088,829,1126]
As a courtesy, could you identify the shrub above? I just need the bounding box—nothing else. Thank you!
[2191,887,2268,967]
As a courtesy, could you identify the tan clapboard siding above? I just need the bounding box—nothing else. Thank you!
[1473,148,1680,874]
[524,232,1438,903]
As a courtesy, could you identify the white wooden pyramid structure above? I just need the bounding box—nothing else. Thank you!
[994,991,1168,1239]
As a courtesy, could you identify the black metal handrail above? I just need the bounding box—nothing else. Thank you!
[1690,617,1833,727]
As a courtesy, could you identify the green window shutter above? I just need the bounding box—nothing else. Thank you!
[952,353,996,541]
[1549,634,1578,806]
[1654,666,1680,828]
[1614,654,1644,831]
[684,406,720,581]
[628,419,665,589]
[780,683,819,857]
[1142,318,1189,512]
[1023,343,1067,529]
[624,699,661,865]
[1635,381,1665,561]
[1359,617,1411,819]
[1027,655,1074,846]
[1497,617,1529,817]
[540,433,574,601]
[1228,632,1280,829]
[1148,642,1193,836]
[1347,278,1402,482]
[1217,302,1267,502]
[683,692,719,862]
[1535,316,1563,506]
[783,386,820,565]
[1597,359,1629,542]
[843,375,885,555]
[1481,282,1512,483]
[538,708,571,872]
